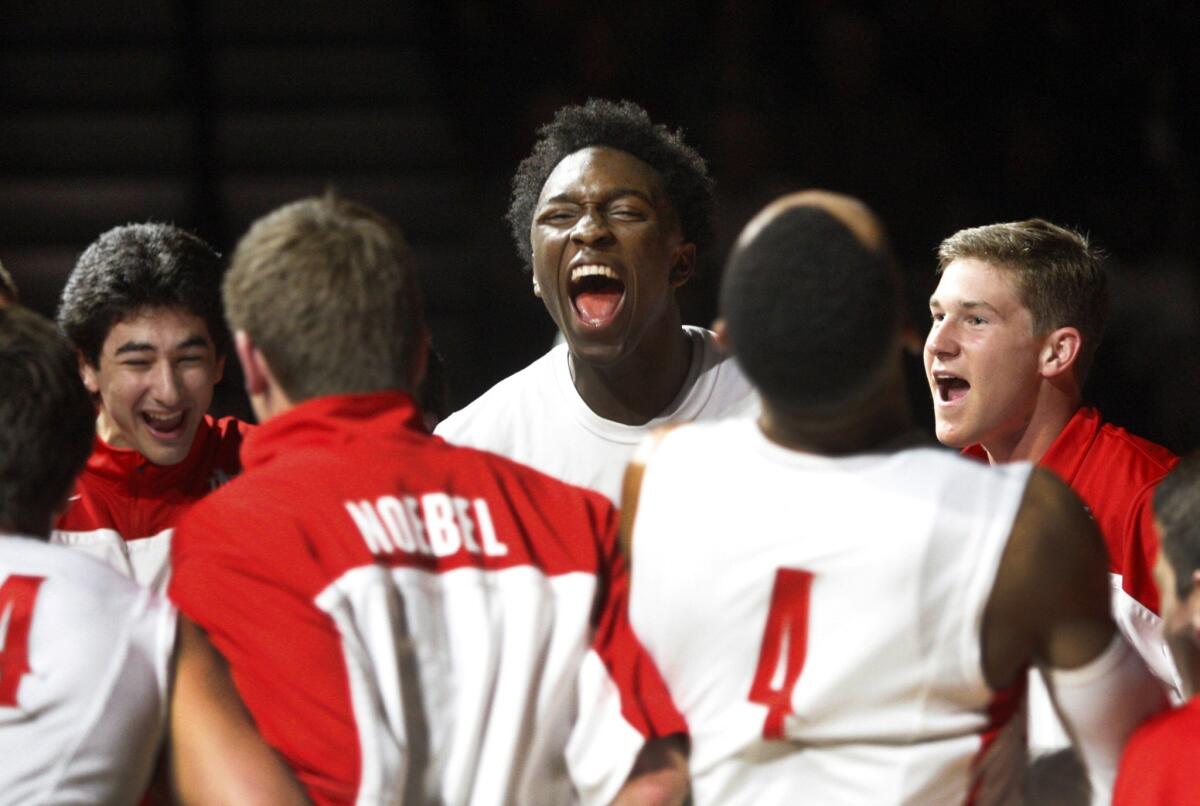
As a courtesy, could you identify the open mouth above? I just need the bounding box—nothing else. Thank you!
[142,410,187,439]
[934,373,970,403]
[569,264,626,328]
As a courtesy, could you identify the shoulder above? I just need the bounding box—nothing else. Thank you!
[436,348,561,444]
[1089,410,1179,480]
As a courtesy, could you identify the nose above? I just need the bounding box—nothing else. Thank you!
[150,361,183,406]
[925,318,959,360]
[570,206,614,246]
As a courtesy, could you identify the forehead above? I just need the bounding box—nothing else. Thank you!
[102,306,212,350]
[538,146,668,206]
[933,257,1025,307]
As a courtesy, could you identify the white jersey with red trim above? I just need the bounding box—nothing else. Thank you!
[0,536,176,805]
[629,419,1033,806]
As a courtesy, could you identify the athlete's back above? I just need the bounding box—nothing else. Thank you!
[0,537,175,805]
[630,419,1032,805]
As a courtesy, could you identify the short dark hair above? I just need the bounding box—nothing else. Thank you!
[937,219,1108,382]
[722,206,900,414]
[0,258,18,304]
[508,98,716,273]
[224,194,425,402]
[57,223,228,368]
[0,306,95,537]
[1155,452,1200,600]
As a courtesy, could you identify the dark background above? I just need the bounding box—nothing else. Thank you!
[2,1,1197,451]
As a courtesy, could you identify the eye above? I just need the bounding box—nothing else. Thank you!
[930,311,945,323]
[968,316,987,326]
[121,359,151,367]
[538,209,575,225]
[610,207,646,221]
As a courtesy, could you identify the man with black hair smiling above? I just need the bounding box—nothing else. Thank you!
[437,98,754,504]
[623,191,1164,804]
[52,223,249,590]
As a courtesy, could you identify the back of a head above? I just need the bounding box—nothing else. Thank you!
[224,194,424,402]
[57,223,228,367]
[937,218,1108,381]
[721,202,900,414]
[1155,453,1200,601]
[0,306,95,536]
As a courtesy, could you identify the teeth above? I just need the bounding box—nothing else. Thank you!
[571,264,619,282]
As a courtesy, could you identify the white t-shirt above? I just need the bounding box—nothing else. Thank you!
[0,536,175,806]
[436,326,758,504]
[629,419,1033,806]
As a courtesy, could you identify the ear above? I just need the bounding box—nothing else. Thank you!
[234,330,269,398]
[1189,573,1200,636]
[668,242,697,288]
[1038,326,1082,380]
[78,351,100,394]
[213,352,226,386]
[712,317,732,354]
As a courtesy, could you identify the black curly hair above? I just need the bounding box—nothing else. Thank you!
[57,223,228,368]
[507,98,716,273]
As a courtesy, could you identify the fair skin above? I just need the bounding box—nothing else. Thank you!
[531,146,696,425]
[81,307,225,466]
[1153,537,1200,698]
[925,258,1082,463]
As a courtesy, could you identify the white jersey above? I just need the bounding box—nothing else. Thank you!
[629,420,1033,806]
[0,536,175,806]
[436,326,758,504]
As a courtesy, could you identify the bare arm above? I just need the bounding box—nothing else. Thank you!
[168,616,311,806]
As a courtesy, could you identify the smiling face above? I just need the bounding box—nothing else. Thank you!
[81,306,224,466]
[924,257,1047,455]
[531,146,694,368]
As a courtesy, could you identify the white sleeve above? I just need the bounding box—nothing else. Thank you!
[1042,634,1170,805]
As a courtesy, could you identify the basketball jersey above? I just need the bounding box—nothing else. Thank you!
[0,536,176,805]
[436,326,757,505]
[630,419,1033,805]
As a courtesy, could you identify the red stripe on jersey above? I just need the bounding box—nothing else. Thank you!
[965,673,1027,806]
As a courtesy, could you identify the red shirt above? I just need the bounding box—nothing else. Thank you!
[965,407,1177,613]
[1114,697,1200,805]
[169,392,684,806]
[52,414,249,589]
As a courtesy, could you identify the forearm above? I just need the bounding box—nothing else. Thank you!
[610,735,690,806]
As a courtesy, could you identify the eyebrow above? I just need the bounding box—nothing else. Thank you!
[543,188,655,206]
[113,334,211,356]
[928,298,1002,315]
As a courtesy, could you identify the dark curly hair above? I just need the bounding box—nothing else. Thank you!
[57,223,228,368]
[507,98,716,273]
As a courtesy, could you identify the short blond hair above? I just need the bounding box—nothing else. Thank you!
[938,218,1108,382]
[224,194,424,402]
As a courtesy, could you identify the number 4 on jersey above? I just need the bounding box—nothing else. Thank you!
[748,568,813,739]
[0,575,45,707]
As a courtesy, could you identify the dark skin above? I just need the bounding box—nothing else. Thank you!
[531,146,696,425]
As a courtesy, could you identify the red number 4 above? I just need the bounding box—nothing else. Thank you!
[0,575,45,707]
[748,568,813,739]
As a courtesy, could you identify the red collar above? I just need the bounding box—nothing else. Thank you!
[962,407,1099,477]
[243,391,426,470]
[85,415,218,488]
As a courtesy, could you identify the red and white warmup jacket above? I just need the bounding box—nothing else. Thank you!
[1114,696,1200,805]
[169,392,684,806]
[52,414,249,590]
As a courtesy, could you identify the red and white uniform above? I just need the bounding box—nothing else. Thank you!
[1113,697,1200,805]
[170,392,683,806]
[0,536,176,805]
[966,407,1181,750]
[52,414,248,590]
[630,419,1032,805]
[436,326,757,504]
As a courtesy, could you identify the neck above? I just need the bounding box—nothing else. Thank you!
[571,318,693,425]
[760,365,922,456]
[980,382,1080,464]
